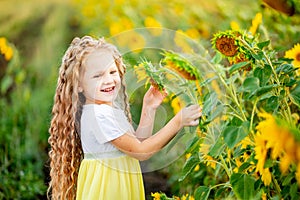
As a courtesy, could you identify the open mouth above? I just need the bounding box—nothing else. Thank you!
[100,86,115,93]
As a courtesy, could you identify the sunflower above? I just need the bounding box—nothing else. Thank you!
[211,30,241,57]
[161,51,200,81]
[255,111,300,185]
[134,59,165,91]
[212,30,255,71]
[284,43,300,75]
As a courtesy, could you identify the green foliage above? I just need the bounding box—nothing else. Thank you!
[0,0,77,198]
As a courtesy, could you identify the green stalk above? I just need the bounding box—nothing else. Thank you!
[219,154,231,177]
[249,98,258,135]
[272,173,281,195]
[210,182,232,190]
[201,59,247,121]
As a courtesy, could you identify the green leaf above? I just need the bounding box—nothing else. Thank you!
[194,186,210,200]
[246,84,277,100]
[251,51,264,60]
[1,76,13,94]
[257,40,270,49]
[253,65,272,86]
[206,104,224,123]
[264,96,279,112]
[185,136,200,154]
[211,52,223,64]
[179,154,200,181]
[230,173,256,200]
[223,121,249,149]
[243,77,260,92]
[282,172,294,186]
[290,81,300,108]
[238,162,251,173]
[229,61,250,74]
[255,84,277,97]
[290,183,300,200]
[208,136,226,157]
[202,91,218,116]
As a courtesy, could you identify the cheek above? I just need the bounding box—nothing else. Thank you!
[115,77,121,87]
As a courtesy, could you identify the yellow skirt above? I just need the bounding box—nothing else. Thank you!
[76,154,145,200]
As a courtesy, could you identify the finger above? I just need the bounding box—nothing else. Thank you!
[190,119,199,126]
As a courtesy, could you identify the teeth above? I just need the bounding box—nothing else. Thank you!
[102,86,114,92]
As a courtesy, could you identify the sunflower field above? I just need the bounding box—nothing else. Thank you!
[1,0,300,199]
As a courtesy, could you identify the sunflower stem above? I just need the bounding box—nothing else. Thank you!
[219,154,231,178]
[201,58,247,121]
[250,98,258,132]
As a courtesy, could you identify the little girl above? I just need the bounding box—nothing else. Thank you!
[48,36,201,200]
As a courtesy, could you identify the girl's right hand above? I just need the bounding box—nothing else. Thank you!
[177,104,202,127]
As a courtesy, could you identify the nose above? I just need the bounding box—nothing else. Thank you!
[101,74,114,85]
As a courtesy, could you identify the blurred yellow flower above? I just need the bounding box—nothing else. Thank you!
[185,28,200,39]
[230,21,240,31]
[174,30,193,53]
[255,111,300,185]
[200,143,216,169]
[233,158,242,173]
[226,149,232,162]
[171,96,185,114]
[241,152,250,162]
[0,37,14,61]
[181,194,194,200]
[254,133,267,177]
[4,46,13,61]
[81,4,96,18]
[256,112,282,159]
[134,63,147,82]
[194,164,200,171]
[239,136,253,149]
[261,192,267,200]
[151,192,161,200]
[116,31,145,52]
[144,17,162,36]
[285,43,300,76]
[109,18,134,36]
[185,153,192,160]
[261,168,272,186]
[280,153,292,174]
[249,12,262,35]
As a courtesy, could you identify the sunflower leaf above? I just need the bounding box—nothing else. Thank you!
[229,61,250,74]
[257,40,270,50]
[290,81,300,108]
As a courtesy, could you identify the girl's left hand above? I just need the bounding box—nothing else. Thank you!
[143,86,167,109]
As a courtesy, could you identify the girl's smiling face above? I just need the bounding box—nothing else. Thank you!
[80,49,121,105]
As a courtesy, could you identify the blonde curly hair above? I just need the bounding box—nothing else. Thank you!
[47,36,131,200]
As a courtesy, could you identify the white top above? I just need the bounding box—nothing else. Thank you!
[80,104,134,157]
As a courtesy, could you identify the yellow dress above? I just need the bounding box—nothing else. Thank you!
[76,152,145,200]
[76,104,145,200]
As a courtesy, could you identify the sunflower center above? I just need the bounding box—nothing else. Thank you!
[215,36,238,57]
[296,52,300,61]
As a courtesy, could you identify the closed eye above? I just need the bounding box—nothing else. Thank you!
[93,73,103,78]
[110,70,118,74]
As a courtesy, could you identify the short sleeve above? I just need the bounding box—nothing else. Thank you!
[93,105,131,144]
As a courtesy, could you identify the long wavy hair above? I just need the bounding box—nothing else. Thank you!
[47,36,131,200]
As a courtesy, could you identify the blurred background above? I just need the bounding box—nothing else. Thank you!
[0,0,299,199]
